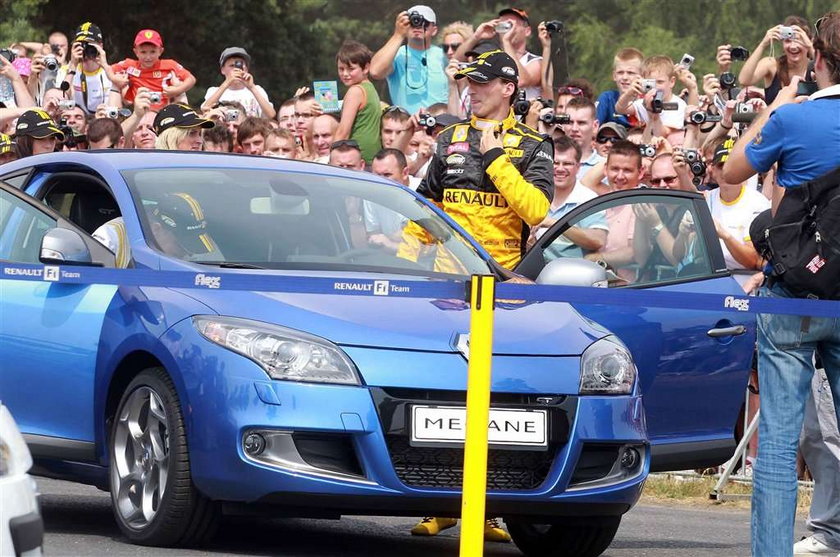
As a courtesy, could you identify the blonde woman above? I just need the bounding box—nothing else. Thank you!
[153,103,214,150]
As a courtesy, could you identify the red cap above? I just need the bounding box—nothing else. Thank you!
[134,29,163,47]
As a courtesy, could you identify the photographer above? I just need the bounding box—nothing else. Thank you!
[201,47,275,119]
[62,23,121,115]
[738,16,814,104]
[369,6,448,113]
[723,11,840,556]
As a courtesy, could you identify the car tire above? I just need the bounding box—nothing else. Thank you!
[109,367,219,546]
[506,516,621,557]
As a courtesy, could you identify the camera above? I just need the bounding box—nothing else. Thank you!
[50,43,61,55]
[719,72,737,90]
[82,43,98,60]
[105,107,131,119]
[58,99,76,110]
[535,97,554,109]
[224,109,240,122]
[540,112,570,126]
[650,89,676,113]
[678,53,695,69]
[642,79,656,92]
[148,92,162,104]
[512,90,530,116]
[408,11,428,28]
[682,149,706,177]
[545,20,564,34]
[43,55,58,72]
[233,60,244,70]
[639,144,656,158]
[797,79,818,96]
[730,46,749,61]
[779,26,795,40]
[58,117,79,148]
[735,102,754,114]
[689,110,722,125]
[0,48,16,63]
[495,21,513,34]
[418,112,437,131]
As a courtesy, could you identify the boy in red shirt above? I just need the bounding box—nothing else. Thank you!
[108,29,195,111]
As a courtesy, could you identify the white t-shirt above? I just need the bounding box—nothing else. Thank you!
[203,85,272,118]
[520,52,543,100]
[70,66,113,115]
[632,95,687,130]
[706,186,770,286]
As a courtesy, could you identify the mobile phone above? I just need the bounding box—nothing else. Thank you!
[313,80,340,113]
[796,80,818,96]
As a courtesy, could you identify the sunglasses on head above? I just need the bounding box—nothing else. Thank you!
[557,86,584,97]
[383,105,410,116]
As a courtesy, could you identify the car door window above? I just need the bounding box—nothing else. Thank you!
[0,188,57,263]
[540,194,712,287]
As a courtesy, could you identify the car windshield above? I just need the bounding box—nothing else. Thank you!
[121,167,492,278]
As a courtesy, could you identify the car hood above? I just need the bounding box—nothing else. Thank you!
[180,279,604,356]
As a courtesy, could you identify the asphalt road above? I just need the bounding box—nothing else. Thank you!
[37,477,808,556]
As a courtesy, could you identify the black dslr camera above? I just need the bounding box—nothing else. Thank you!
[82,43,99,60]
[0,48,16,63]
[545,20,564,34]
[719,72,737,90]
[408,11,428,28]
[513,90,531,116]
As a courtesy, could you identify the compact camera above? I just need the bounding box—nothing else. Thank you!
[642,79,656,92]
[42,55,58,71]
[58,99,76,110]
[688,111,722,125]
[0,48,16,63]
[682,149,706,177]
[408,11,428,28]
[678,53,695,69]
[779,26,795,40]
[495,21,513,34]
[418,113,437,130]
[233,60,244,70]
[639,144,656,158]
[106,107,131,119]
[540,112,570,126]
[225,109,240,122]
[148,92,162,104]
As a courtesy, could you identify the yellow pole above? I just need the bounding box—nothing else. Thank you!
[459,274,496,557]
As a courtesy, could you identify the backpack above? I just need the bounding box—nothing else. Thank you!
[750,165,840,300]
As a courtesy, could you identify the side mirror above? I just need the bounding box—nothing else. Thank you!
[536,258,608,288]
[40,228,93,265]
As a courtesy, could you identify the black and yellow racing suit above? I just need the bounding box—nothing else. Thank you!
[416,109,554,269]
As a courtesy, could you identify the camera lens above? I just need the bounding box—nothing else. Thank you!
[546,20,563,34]
[719,72,737,89]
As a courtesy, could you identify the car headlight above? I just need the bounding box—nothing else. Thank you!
[0,406,34,477]
[193,316,361,385]
[580,336,636,395]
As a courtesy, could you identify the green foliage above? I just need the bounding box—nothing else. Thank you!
[8,0,840,108]
[0,0,48,46]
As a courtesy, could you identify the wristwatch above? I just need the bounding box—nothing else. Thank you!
[652,223,664,238]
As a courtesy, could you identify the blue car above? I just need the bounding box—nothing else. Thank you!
[0,152,754,556]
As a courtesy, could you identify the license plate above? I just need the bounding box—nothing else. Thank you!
[410,405,548,448]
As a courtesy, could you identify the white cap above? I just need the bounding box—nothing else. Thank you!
[407,5,436,24]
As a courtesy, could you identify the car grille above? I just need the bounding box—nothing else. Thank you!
[385,436,554,491]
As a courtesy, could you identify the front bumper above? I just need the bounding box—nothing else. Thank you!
[0,474,43,557]
[166,324,648,518]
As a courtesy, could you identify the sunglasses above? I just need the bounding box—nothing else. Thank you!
[330,139,360,150]
[557,86,584,97]
[650,176,678,186]
[443,43,462,52]
[596,135,620,144]
[382,105,410,116]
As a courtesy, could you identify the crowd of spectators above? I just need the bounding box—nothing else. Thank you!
[1,6,839,555]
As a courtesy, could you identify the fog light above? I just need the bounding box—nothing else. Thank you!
[620,447,640,470]
[244,432,266,456]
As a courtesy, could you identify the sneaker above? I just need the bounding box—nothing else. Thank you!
[410,517,457,536]
[793,535,839,555]
[484,518,512,543]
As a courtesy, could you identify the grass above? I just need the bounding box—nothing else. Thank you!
[641,473,813,513]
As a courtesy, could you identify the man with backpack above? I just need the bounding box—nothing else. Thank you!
[723,12,840,557]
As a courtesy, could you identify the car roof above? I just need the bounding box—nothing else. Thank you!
[0,150,397,188]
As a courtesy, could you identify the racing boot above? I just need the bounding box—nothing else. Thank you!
[410,517,457,536]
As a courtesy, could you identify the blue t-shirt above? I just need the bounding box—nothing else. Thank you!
[745,92,840,187]
[387,45,449,114]
[596,90,631,128]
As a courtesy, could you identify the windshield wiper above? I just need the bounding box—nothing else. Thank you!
[195,261,266,269]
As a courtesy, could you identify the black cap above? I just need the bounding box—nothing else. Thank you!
[74,22,103,43]
[151,193,214,254]
[14,109,65,140]
[712,138,736,165]
[465,39,500,59]
[433,113,460,128]
[455,49,519,84]
[498,8,529,24]
[153,104,215,135]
